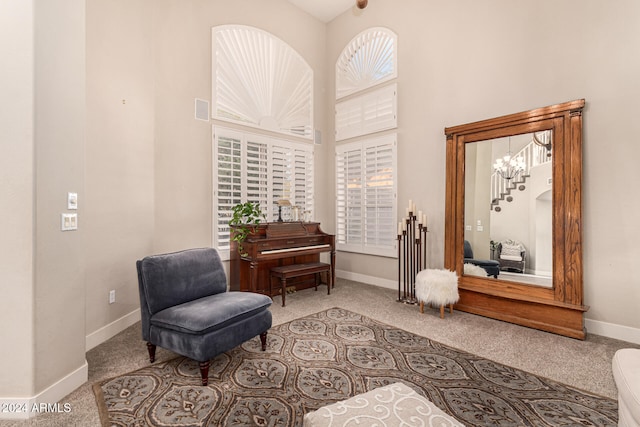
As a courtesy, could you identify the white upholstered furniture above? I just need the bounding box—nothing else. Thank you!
[613,348,640,427]
[415,269,459,319]
[303,382,464,426]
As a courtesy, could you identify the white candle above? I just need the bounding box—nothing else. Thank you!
[398,222,402,235]
[423,214,427,226]
[408,199,413,211]
[402,222,406,231]
[412,202,416,214]
[418,210,423,223]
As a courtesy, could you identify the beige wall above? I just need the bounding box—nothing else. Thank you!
[327,0,640,334]
[33,0,87,392]
[85,0,156,336]
[0,0,36,397]
[0,0,87,402]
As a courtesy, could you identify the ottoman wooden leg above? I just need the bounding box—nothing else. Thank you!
[420,301,424,313]
[439,305,445,319]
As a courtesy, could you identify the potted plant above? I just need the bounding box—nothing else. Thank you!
[229,201,266,256]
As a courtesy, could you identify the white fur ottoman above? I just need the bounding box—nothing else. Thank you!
[415,269,459,319]
[303,382,464,426]
[613,348,640,427]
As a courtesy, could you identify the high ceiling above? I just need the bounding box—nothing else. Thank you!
[286,0,356,23]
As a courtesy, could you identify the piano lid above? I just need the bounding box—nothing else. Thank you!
[265,222,311,239]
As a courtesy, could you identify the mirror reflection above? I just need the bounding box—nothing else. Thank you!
[463,130,553,287]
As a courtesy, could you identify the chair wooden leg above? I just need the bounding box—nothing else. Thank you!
[199,361,210,386]
[260,331,268,351]
[439,305,445,319]
[146,342,156,363]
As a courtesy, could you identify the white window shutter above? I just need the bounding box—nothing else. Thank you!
[213,131,243,254]
[336,27,397,99]
[212,25,314,139]
[336,135,397,257]
[335,83,397,141]
[213,127,315,257]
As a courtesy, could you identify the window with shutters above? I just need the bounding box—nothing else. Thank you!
[212,25,313,139]
[336,135,397,257]
[213,127,314,260]
[336,27,397,99]
[335,27,399,257]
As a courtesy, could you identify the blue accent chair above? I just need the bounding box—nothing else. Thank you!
[137,248,272,385]
[464,240,500,278]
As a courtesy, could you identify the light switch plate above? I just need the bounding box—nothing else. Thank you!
[68,192,78,210]
[61,213,78,231]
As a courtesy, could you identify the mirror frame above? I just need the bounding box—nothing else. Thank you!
[444,99,588,339]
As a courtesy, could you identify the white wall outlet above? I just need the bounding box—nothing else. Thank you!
[109,290,116,304]
[61,213,78,231]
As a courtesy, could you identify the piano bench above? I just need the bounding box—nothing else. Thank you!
[270,262,331,307]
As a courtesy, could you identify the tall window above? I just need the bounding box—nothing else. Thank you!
[336,135,397,257]
[335,27,398,257]
[211,25,315,259]
[213,127,314,259]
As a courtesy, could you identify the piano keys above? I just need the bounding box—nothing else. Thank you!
[229,222,335,297]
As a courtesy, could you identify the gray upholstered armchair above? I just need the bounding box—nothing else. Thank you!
[136,248,272,385]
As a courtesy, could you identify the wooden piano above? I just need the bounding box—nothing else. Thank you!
[229,222,335,297]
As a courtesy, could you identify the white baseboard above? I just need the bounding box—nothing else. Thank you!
[336,269,396,290]
[85,308,141,351]
[585,318,640,345]
[0,360,87,420]
[337,270,640,345]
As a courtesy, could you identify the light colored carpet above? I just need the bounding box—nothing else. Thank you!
[1,279,637,426]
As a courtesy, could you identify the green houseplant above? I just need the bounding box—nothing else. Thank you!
[229,201,266,256]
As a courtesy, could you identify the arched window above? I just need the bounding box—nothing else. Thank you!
[336,27,397,99]
[212,25,313,139]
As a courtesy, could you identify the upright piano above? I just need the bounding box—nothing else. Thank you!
[229,222,335,296]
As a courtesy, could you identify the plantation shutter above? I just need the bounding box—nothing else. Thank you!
[214,132,243,253]
[363,138,396,250]
[335,83,397,142]
[246,138,269,211]
[213,127,314,257]
[336,135,396,257]
[292,145,314,217]
[336,145,363,248]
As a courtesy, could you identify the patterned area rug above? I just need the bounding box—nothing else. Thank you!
[93,308,617,426]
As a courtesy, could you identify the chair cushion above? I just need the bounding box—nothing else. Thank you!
[151,291,272,335]
[500,240,524,259]
[138,248,227,314]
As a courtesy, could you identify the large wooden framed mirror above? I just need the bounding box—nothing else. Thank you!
[444,100,588,339]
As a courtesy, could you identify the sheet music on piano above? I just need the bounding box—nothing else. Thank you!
[229,222,335,297]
